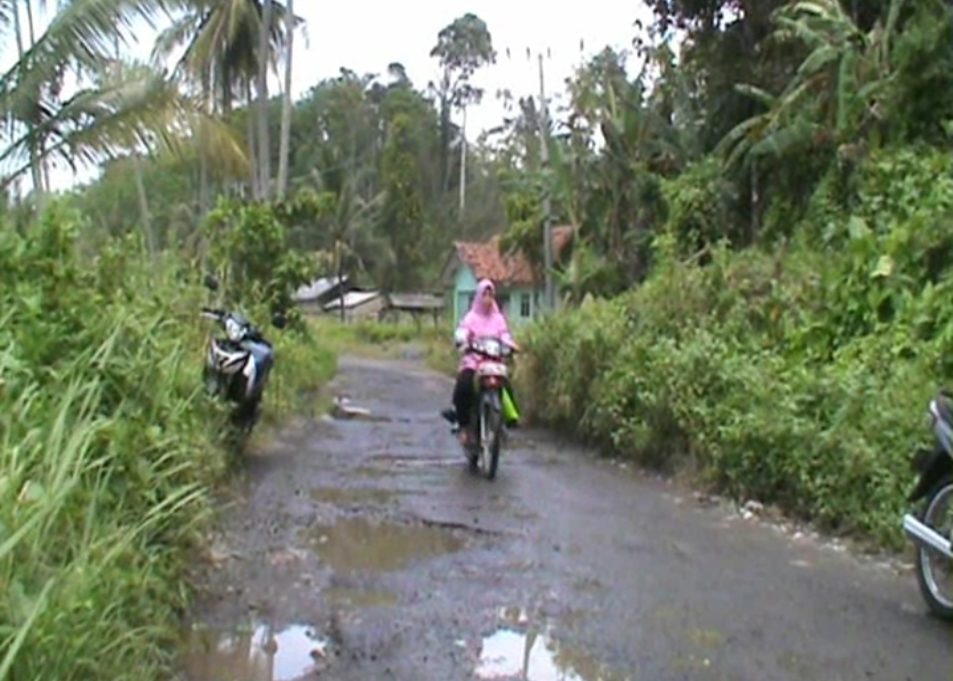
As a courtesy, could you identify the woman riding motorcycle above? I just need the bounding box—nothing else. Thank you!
[443,279,519,446]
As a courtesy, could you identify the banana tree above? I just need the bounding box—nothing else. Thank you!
[719,0,905,166]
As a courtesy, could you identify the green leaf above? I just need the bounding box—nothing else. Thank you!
[16,480,46,505]
[872,255,894,278]
[848,215,870,240]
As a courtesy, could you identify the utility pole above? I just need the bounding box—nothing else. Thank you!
[459,106,467,216]
[537,53,555,312]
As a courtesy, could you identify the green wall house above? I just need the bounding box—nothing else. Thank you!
[441,226,573,328]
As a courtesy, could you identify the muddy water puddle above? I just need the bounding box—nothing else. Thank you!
[182,623,330,681]
[300,517,465,572]
[473,608,629,681]
[476,628,628,681]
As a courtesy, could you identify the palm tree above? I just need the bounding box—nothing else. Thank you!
[0,0,204,197]
[153,0,298,200]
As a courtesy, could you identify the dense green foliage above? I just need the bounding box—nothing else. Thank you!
[0,202,333,679]
[518,147,953,549]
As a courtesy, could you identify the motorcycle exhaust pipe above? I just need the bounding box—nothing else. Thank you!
[903,514,953,559]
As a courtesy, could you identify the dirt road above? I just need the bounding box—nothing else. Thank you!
[181,356,951,681]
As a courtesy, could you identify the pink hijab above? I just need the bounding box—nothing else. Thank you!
[458,279,513,371]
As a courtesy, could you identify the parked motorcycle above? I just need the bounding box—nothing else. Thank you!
[458,335,515,480]
[903,392,953,620]
[200,276,283,434]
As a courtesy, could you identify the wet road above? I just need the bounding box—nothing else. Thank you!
[183,356,952,681]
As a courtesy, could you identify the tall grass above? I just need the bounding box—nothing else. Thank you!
[0,206,334,679]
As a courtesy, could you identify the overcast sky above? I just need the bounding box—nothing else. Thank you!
[286,0,654,134]
[4,1,656,190]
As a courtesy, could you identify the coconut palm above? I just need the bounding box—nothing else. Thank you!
[153,0,299,199]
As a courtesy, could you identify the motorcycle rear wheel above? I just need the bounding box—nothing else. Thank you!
[915,476,953,620]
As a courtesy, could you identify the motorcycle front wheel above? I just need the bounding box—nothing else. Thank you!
[915,475,953,620]
[479,392,502,480]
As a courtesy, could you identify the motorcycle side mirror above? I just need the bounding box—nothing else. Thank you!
[203,274,220,292]
[272,311,288,329]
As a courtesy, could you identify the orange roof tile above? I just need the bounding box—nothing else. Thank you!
[452,225,574,288]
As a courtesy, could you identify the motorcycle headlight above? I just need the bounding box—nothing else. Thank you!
[225,318,244,342]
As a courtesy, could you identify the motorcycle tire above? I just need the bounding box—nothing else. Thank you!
[914,475,953,621]
[479,392,502,480]
[233,397,262,435]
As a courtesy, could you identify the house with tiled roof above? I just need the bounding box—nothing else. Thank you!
[441,226,574,326]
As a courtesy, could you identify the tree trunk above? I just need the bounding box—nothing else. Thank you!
[222,62,233,116]
[277,0,294,199]
[256,0,274,200]
[13,1,43,210]
[337,240,345,323]
[246,80,260,199]
[24,0,34,45]
[133,154,156,252]
[199,148,210,215]
[458,105,466,217]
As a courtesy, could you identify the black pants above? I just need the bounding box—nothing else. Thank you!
[453,369,476,428]
[453,370,518,428]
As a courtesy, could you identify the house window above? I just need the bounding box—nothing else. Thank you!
[467,293,475,309]
[520,293,531,317]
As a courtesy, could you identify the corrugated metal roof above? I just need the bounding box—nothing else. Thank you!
[322,290,381,311]
[294,276,348,302]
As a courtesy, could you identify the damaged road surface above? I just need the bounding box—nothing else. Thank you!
[182,356,952,681]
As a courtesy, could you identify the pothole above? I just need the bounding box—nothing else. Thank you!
[182,623,331,681]
[299,517,466,573]
[309,486,406,507]
[475,628,628,681]
[472,608,629,680]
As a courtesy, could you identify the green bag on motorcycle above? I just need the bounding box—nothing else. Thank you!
[501,385,520,426]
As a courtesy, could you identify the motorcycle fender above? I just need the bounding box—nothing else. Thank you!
[242,355,258,399]
[482,389,501,413]
[909,447,953,502]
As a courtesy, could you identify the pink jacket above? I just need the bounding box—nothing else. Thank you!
[457,279,514,372]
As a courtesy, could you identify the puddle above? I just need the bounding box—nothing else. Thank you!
[182,623,330,681]
[309,487,404,507]
[476,628,627,681]
[325,585,399,608]
[300,518,465,572]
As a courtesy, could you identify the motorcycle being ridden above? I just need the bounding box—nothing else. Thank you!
[442,279,520,479]
[200,276,282,434]
[903,391,953,620]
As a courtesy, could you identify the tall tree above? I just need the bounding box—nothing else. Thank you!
[430,13,495,198]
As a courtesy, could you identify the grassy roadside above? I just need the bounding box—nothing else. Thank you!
[0,212,336,681]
